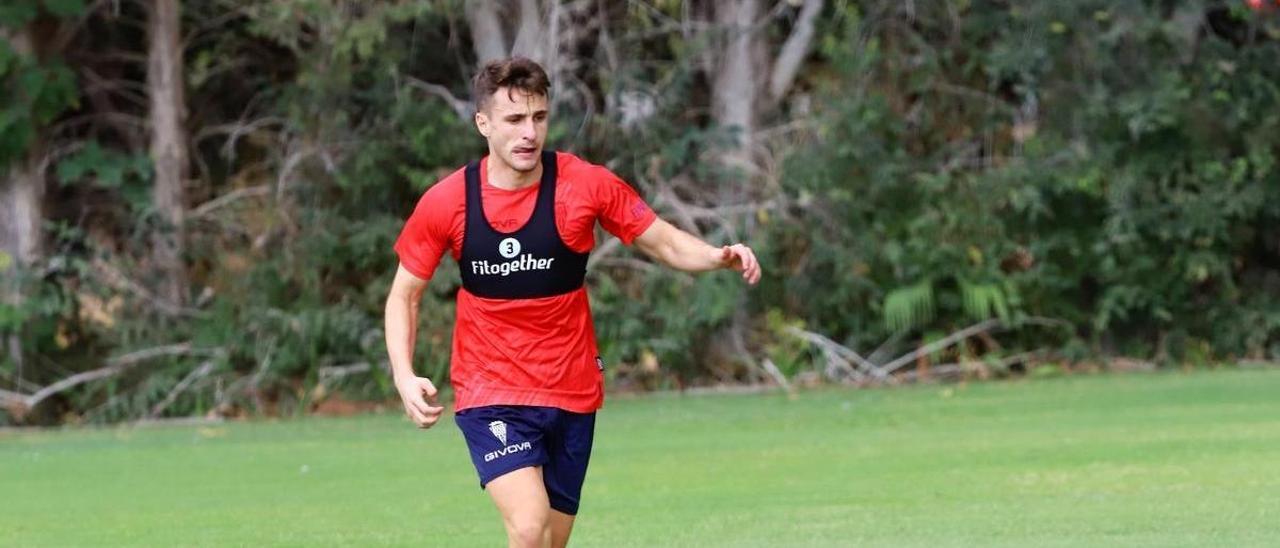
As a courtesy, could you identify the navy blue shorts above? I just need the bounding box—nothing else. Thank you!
[454,405,597,515]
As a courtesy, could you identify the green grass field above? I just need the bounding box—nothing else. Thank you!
[3,368,1279,547]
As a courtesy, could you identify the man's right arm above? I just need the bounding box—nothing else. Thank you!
[384,264,445,428]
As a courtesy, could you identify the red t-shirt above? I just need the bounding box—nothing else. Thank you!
[394,151,657,412]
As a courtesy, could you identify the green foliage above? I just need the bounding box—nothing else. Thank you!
[55,142,152,212]
[763,309,812,378]
[8,0,1280,425]
[959,279,1013,323]
[883,281,935,333]
[772,0,1280,363]
[0,44,77,168]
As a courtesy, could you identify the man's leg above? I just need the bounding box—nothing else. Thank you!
[541,409,594,547]
[548,510,576,548]
[486,466,552,548]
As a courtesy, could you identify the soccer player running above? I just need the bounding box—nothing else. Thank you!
[384,57,761,548]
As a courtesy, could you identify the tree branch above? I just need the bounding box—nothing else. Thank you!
[879,319,1001,375]
[784,326,889,380]
[404,77,473,121]
[13,342,219,414]
[768,0,823,104]
[89,259,206,318]
[147,359,217,418]
[189,184,271,219]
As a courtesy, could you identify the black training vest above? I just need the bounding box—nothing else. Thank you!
[459,151,590,299]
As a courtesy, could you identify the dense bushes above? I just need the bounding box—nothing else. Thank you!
[3,1,1279,424]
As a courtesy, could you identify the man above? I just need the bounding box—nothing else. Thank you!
[385,57,761,548]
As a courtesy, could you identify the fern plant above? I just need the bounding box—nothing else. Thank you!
[958,279,1013,323]
[883,280,935,333]
[884,278,1016,333]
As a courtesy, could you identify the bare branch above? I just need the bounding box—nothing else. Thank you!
[584,236,623,269]
[15,342,219,413]
[192,116,290,163]
[784,326,888,380]
[651,178,778,242]
[189,185,271,219]
[147,359,217,418]
[760,358,794,392]
[89,259,206,318]
[879,319,1002,375]
[404,77,473,121]
[0,388,27,405]
[768,0,823,103]
[317,362,373,382]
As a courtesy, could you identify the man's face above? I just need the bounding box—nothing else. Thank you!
[475,87,548,173]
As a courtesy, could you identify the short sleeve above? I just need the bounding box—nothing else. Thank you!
[392,183,455,280]
[586,165,658,245]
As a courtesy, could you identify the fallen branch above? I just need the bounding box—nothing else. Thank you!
[897,363,965,382]
[9,342,218,415]
[0,388,27,406]
[247,344,276,413]
[784,326,888,380]
[317,362,372,382]
[879,319,1002,375]
[147,359,218,419]
[760,358,794,392]
[896,350,1048,383]
[728,322,772,387]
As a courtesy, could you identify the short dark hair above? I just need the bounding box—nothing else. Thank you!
[472,57,551,112]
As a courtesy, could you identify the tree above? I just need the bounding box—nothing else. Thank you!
[1,3,79,385]
[706,0,823,180]
[147,0,189,305]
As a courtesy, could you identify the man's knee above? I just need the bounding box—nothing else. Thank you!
[506,510,550,547]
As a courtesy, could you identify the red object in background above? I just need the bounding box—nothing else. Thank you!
[1246,0,1280,12]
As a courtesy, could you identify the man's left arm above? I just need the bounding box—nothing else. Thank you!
[633,218,762,285]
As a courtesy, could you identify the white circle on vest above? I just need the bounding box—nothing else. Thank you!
[498,237,521,259]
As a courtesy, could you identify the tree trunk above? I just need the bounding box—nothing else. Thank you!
[466,0,508,65]
[712,0,760,172]
[148,0,189,305]
[512,0,548,62]
[0,153,43,269]
[0,27,43,383]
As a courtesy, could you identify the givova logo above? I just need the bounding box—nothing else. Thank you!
[484,420,533,462]
[488,420,508,445]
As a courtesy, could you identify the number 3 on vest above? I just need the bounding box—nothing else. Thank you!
[499,237,521,259]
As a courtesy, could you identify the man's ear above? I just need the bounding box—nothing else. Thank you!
[474,111,490,138]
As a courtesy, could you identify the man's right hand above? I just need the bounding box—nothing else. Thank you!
[395,375,445,429]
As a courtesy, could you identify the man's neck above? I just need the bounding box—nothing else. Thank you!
[486,154,542,191]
